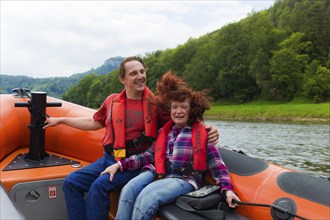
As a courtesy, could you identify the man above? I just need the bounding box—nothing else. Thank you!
[43,56,218,220]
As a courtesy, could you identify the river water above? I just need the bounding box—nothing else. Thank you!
[206,120,330,179]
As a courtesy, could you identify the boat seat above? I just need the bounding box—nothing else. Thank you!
[158,203,249,220]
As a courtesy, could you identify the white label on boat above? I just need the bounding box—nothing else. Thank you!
[48,186,57,199]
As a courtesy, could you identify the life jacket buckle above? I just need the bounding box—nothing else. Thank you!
[132,139,141,149]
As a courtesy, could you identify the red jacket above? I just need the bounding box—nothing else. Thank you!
[95,87,158,158]
[154,120,208,175]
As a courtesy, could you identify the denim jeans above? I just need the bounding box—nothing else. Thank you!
[63,152,140,220]
[116,171,194,220]
[116,171,156,220]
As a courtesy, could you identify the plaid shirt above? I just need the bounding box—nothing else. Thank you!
[119,125,234,192]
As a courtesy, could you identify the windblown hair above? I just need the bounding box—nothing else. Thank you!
[118,56,146,78]
[154,71,210,125]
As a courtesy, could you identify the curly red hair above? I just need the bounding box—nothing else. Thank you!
[154,71,210,125]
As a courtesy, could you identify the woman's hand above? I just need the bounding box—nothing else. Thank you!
[225,190,240,208]
[100,163,121,181]
[206,125,219,145]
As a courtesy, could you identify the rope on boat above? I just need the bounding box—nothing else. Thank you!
[21,91,51,128]
[232,199,308,220]
[24,92,50,119]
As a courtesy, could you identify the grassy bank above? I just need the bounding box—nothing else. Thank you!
[205,101,330,123]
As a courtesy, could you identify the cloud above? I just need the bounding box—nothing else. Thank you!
[1,1,274,77]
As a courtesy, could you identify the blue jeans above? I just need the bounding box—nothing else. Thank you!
[116,171,194,220]
[63,152,140,220]
[116,171,155,220]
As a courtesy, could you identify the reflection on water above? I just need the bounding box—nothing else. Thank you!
[206,120,330,178]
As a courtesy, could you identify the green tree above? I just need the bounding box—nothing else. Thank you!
[184,37,218,93]
[171,38,198,75]
[107,70,124,95]
[268,32,311,100]
[304,61,330,103]
[145,49,176,91]
[86,78,106,108]
[63,74,98,105]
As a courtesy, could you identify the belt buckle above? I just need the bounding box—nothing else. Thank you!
[132,139,141,149]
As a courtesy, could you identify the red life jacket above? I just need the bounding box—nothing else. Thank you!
[110,87,158,158]
[154,120,208,175]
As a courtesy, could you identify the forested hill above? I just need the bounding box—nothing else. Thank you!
[0,56,124,98]
[3,0,329,109]
[62,0,329,108]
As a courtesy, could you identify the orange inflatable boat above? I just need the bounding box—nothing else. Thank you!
[1,90,329,220]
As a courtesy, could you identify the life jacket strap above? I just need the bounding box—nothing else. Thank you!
[166,159,195,176]
[104,133,155,158]
[126,132,154,150]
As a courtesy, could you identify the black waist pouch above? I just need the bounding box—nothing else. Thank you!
[177,185,224,210]
[175,185,226,220]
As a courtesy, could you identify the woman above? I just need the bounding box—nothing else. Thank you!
[102,71,240,220]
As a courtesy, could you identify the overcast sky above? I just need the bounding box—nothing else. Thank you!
[1,1,275,78]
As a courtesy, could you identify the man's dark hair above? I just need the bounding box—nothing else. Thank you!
[119,56,146,78]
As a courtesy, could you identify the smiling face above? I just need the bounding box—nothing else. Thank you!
[170,98,191,128]
[120,60,147,99]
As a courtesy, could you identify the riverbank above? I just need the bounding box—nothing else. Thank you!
[205,102,330,123]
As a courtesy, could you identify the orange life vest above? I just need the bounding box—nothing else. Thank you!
[110,87,158,158]
[154,120,208,175]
